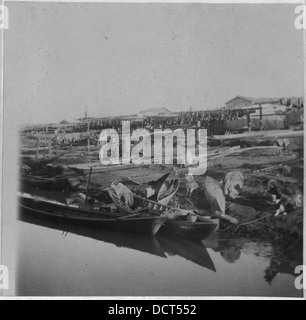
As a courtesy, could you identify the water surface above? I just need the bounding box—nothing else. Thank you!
[17,211,303,297]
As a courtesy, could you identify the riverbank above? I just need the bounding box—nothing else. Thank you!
[19,133,303,243]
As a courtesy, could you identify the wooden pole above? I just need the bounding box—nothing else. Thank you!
[87,121,90,151]
[85,167,93,205]
[36,138,40,159]
[247,111,251,132]
[48,137,52,157]
[259,104,263,131]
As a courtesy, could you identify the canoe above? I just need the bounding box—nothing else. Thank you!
[108,189,218,240]
[18,193,167,236]
[20,174,69,190]
[19,210,168,258]
[157,172,180,206]
[68,162,148,174]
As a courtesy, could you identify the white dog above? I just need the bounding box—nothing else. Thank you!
[223,171,244,200]
[185,174,199,196]
[111,181,134,207]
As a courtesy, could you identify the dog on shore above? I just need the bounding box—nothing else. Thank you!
[223,171,244,200]
[267,180,303,216]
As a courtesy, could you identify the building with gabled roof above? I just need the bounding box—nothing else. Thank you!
[225,96,280,110]
[137,107,172,117]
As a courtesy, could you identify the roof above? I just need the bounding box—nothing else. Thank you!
[153,112,180,118]
[140,107,171,113]
[225,96,280,105]
[137,107,172,117]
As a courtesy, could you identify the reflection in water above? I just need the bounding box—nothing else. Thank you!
[18,206,303,297]
[264,246,303,285]
[19,209,215,272]
[220,247,241,264]
[203,232,242,264]
[156,230,216,272]
[204,232,303,289]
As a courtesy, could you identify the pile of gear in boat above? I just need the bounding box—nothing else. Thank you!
[110,170,301,218]
[103,169,302,237]
[18,163,303,241]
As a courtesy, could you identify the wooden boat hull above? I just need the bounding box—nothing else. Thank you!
[68,163,146,174]
[109,189,218,240]
[164,219,218,241]
[18,195,166,236]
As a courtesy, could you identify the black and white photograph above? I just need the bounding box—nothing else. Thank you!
[0,0,305,299]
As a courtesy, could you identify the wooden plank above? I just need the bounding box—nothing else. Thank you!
[209,130,303,141]
[68,163,148,174]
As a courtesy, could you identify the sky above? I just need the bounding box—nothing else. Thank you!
[3,2,305,125]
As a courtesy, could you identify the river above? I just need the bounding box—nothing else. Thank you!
[16,211,303,297]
